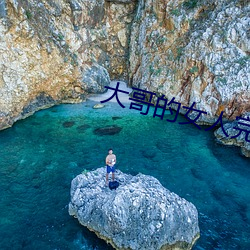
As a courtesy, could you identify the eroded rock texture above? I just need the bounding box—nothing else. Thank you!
[0,0,249,155]
[129,0,250,123]
[0,0,137,129]
[69,168,200,250]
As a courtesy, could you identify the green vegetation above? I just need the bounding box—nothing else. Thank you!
[183,0,198,9]
[58,33,64,41]
[235,56,250,66]
[217,77,227,84]
[156,36,167,46]
[189,66,199,74]
[170,8,181,16]
[25,10,32,19]
[148,64,163,76]
[175,47,184,60]
[155,68,162,76]
[149,64,154,74]
[70,53,78,66]
[166,50,174,61]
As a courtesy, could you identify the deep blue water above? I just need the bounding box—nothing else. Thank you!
[0,100,249,250]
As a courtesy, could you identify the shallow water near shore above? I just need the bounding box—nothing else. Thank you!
[0,100,249,250]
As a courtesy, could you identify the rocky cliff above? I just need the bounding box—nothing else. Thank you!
[69,168,200,250]
[0,0,249,154]
[129,0,249,123]
[0,0,137,129]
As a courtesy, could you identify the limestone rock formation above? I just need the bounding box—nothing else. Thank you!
[129,0,250,123]
[0,0,249,155]
[69,168,200,250]
[0,0,137,129]
[215,112,250,157]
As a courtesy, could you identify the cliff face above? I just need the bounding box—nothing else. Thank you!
[0,0,249,131]
[129,0,250,123]
[0,0,137,129]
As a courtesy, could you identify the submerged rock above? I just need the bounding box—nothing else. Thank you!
[63,121,75,128]
[93,125,122,135]
[69,168,200,250]
[112,116,122,120]
[76,124,91,132]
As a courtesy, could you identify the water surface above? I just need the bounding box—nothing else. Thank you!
[0,100,249,249]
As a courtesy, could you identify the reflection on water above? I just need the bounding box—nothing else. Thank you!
[0,100,249,249]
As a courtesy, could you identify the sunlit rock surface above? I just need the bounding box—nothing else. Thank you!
[0,0,137,129]
[69,168,200,250]
[129,0,250,123]
[0,0,249,155]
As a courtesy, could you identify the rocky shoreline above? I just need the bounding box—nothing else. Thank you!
[215,112,250,157]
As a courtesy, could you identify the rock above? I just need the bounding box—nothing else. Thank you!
[74,86,83,93]
[63,121,75,128]
[21,92,55,117]
[106,0,135,3]
[129,0,250,123]
[141,148,157,159]
[215,112,250,157]
[93,103,105,109]
[0,0,6,18]
[69,168,200,250]
[118,28,127,47]
[76,124,91,133]
[93,125,122,135]
[0,0,137,130]
[81,64,110,94]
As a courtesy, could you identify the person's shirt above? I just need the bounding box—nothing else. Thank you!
[106,154,116,167]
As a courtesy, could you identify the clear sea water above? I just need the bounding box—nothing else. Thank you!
[0,100,249,250]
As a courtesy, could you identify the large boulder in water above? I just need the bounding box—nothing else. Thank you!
[68,168,200,250]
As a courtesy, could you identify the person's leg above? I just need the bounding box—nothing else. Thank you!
[106,165,110,186]
[111,165,115,181]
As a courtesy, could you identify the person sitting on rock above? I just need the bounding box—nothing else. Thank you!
[106,148,116,186]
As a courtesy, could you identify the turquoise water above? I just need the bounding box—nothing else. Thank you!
[0,100,249,250]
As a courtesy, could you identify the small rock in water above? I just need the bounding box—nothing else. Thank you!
[63,121,75,128]
[93,104,105,109]
[93,125,122,135]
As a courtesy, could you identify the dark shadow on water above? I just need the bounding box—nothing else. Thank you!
[93,125,122,136]
[63,121,76,128]
[112,116,122,121]
[76,124,91,133]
